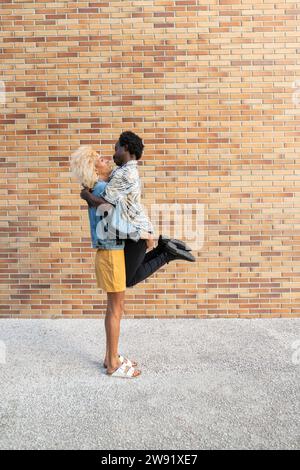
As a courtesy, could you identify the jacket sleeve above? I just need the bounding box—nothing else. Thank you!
[101,169,137,206]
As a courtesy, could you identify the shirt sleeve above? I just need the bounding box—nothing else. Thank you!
[101,168,137,206]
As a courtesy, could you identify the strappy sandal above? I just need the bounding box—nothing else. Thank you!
[107,362,141,379]
[103,354,137,369]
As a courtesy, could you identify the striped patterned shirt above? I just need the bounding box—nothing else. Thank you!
[101,160,154,238]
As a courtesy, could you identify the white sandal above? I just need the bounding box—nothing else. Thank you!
[119,355,136,368]
[107,362,141,379]
[103,354,137,369]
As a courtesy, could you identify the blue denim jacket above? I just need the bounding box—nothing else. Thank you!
[88,181,125,250]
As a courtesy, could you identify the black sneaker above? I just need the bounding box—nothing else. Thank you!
[163,241,196,263]
[158,235,192,252]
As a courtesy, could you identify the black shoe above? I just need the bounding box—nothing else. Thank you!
[164,241,196,263]
[158,235,192,252]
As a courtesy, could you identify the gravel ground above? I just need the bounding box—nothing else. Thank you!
[0,318,299,450]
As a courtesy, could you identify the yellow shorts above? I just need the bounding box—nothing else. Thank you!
[95,249,126,293]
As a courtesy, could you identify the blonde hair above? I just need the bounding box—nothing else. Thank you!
[70,145,99,189]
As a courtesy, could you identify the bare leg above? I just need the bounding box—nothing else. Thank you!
[104,291,123,372]
[104,291,140,377]
[104,292,124,366]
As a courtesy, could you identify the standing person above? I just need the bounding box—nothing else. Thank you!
[71,145,143,378]
[72,132,195,378]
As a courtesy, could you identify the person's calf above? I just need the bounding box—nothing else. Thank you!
[105,291,125,371]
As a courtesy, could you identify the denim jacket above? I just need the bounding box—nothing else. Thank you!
[88,181,125,250]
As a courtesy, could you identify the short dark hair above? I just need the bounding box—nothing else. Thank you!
[119,131,144,160]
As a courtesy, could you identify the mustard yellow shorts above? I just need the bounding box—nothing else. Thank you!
[95,249,126,293]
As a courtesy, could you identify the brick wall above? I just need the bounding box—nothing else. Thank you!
[1,1,299,318]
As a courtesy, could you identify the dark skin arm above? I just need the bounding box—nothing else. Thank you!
[80,188,114,208]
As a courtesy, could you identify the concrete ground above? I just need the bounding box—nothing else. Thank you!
[0,318,299,450]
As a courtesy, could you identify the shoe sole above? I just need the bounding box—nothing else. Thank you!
[165,241,196,262]
[106,368,142,378]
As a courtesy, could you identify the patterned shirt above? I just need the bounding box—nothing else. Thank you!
[101,160,154,238]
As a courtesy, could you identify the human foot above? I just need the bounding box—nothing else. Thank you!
[163,241,196,262]
[107,362,142,378]
[158,235,192,252]
[103,354,137,369]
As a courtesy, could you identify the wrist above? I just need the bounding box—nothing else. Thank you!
[88,194,99,206]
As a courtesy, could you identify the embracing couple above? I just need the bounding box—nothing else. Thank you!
[70,131,195,379]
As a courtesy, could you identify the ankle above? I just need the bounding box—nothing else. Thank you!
[107,354,121,368]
